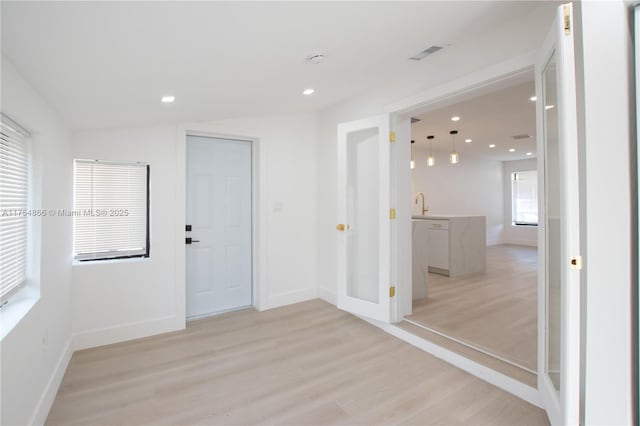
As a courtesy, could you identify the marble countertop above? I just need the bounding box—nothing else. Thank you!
[412,214,486,220]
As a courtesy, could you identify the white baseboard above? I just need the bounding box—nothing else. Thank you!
[72,315,184,351]
[263,287,317,310]
[29,337,73,426]
[362,317,542,409]
[317,287,337,306]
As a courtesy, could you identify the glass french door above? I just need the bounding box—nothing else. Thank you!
[536,3,581,425]
[336,114,392,322]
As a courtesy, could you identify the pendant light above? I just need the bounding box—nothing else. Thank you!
[427,135,435,167]
[449,130,460,164]
[410,140,415,169]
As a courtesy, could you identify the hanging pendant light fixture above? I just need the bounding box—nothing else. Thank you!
[449,130,460,164]
[410,140,415,169]
[427,135,435,167]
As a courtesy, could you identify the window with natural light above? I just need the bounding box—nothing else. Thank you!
[74,160,150,261]
[0,115,29,300]
[511,170,538,226]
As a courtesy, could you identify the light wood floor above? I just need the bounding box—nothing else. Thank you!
[47,300,548,425]
[408,244,538,371]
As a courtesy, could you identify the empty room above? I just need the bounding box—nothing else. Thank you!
[0,2,636,425]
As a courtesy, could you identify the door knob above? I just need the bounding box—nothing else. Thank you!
[336,224,350,231]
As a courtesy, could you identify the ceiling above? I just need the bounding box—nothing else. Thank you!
[411,78,537,162]
[1,1,552,130]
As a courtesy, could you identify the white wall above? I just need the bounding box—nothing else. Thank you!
[71,113,318,350]
[0,57,73,425]
[185,114,319,309]
[502,158,538,246]
[577,2,635,424]
[411,147,504,245]
[71,125,183,349]
[316,6,555,302]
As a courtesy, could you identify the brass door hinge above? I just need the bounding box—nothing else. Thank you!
[389,131,396,143]
[390,286,396,298]
[389,208,396,219]
[563,4,571,35]
[570,255,582,270]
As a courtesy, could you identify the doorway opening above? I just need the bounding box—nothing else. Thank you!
[401,72,539,384]
[185,135,253,320]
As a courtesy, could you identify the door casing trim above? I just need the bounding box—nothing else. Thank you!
[177,124,264,318]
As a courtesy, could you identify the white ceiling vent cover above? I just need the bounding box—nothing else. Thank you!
[305,53,326,64]
[512,134,533,140]
[408,45,444,61]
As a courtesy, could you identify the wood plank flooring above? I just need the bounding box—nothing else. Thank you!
[408,244,538,371]
[46,299,548,425]
[397,322,537,388]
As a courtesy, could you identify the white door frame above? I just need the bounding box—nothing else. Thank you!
[380,50,550,403]
[385,52,537,323]
[336,114,392,322]
[382,21,581,422]
[176,123,266,318]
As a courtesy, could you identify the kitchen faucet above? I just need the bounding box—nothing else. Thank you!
[415,192,428,215]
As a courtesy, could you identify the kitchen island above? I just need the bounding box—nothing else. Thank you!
[412,214,486,293]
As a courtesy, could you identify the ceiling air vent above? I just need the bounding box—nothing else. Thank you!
[408,45,444,61]
[305,53,326,64]
[512,134,532,140]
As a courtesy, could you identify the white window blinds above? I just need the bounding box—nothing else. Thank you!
[512,170,538,226]
[74,160,149,261]
[0,115,29,299]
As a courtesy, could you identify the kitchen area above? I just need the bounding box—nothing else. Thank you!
[404,78,539,384]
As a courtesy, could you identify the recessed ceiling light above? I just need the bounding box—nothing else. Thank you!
[509,148,516,152]
[529,96,537,102]
[451,116,461,122]
[526,152,533,156]
[489,144,496,148]
[545,104,555,110]
[303,88,315,95]
[465,138,472,143]
[161,96,175,103]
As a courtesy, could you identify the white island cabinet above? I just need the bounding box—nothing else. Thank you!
[413,215,486,278]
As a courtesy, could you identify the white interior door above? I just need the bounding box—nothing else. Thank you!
[186,135,252,319]
[337,114,392,323]
[535,4,581,425]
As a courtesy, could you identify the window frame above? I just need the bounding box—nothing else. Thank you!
[511,169,539,227]
[73,159,150,262]
[0,113,31,302]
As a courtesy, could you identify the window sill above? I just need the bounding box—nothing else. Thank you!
[72,256,151,267]
[0,286,39,341]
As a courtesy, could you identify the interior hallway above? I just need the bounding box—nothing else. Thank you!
[46,300,547,425]
[408,244,537,371]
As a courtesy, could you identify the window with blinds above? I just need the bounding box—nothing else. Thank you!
[74,160,149,261]
[511,170,538,226]
[0,115,29,300]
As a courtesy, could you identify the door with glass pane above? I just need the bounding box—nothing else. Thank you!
[535,3,581,425]
[336,115,391,322]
